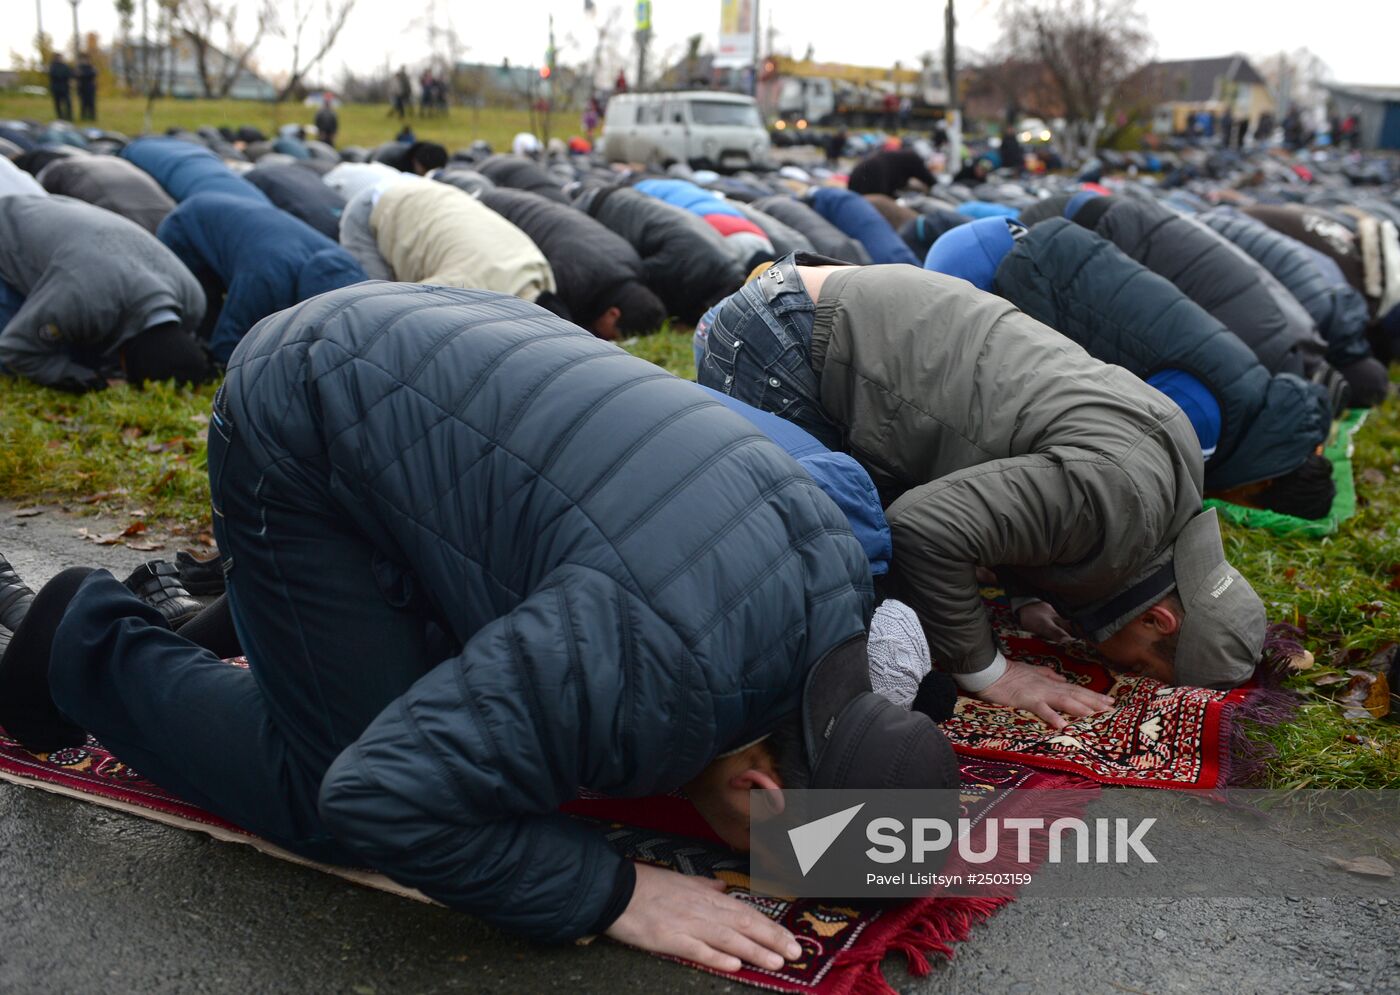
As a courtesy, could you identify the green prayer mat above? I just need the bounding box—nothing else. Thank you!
[1205,408,1369,537]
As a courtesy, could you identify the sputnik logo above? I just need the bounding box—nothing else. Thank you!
[787,803,865,875]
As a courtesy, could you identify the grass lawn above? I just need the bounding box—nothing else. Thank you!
[0,93,580,153]
[0,334,1397,789]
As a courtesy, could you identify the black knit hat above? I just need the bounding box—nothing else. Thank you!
[122,324,214,386]
[803,636,961,791]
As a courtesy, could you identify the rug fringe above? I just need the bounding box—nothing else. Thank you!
[1219,686,1300,787]
[826,775,1097,995]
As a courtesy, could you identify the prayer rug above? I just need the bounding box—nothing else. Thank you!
[0,713,1092,995]
[1205,408,1368,537]
[942,595,1297,791]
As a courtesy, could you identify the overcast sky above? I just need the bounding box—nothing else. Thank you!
[11,0,1395,86]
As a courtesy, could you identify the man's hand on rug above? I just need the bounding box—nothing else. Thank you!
[976,658,1115,731]
[606,863,802,973]
[1015,600,1074,643]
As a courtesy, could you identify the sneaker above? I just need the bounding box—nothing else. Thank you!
[0,553,35,632]
[123,560,204,629]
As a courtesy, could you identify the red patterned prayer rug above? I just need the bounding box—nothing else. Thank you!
[0,717,1092,995]
[942,594,1297,791]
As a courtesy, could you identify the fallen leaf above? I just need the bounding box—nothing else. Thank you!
[121,425,145,441]
[1311,673,1350,686]
[1284,567,1297,581]
[91,533,126,546]
[197,531,216,548]
[190,412,210,426]
[120,521,148,537]
[1331,646,1370,669]
[1355,601,1388,617]
[1339,671,1391,719]
[148,469,178,493]
[12,508,42,518]
[126,541,165,552]
[1342,707,1375,720]
[1325,855,1394,878]
[1359,467,1386,488]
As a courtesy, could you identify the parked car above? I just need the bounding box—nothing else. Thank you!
[601,91,770,169]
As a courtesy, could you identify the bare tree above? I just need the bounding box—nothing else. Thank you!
[114,0,136,91]
[998,0,1151,161]
[1254,47,1330,121]
[170,0,274,98]
[274,0,356,101]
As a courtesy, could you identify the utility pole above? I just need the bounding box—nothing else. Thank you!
[69,0,82,63]
[635,0,651,90]
[749,0,760,96]
[944,0,961,168]
[542,14,556,145]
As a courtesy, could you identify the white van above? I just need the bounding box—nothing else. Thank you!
[602,91,770,169]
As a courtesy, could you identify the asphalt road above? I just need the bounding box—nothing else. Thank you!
[0,504,1395,995]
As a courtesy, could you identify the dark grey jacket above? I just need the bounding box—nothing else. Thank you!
[221,283,873,941]
[1199,207,1373,369]
[478,186,648,326]
[0,195,204,387]
[36,156,175,234]
[995,219,1331,491]
[574,184,743,324]
[1074,195,1328,376]
[753,195,873,264]
[808,265,1202,672]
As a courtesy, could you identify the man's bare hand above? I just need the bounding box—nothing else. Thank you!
[1016,601,1074,644]
[976,657,1114,731]
[605,863,802,973]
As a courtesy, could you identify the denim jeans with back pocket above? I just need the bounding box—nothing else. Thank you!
[696,253,844,450]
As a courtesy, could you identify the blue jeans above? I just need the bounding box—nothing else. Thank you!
[49,386,442,862]
[695,253,844,450]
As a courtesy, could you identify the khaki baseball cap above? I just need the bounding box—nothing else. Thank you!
[1171,509,1266,689]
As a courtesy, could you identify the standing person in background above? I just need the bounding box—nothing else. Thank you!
[76,55,98,122]
[999,124,1024,176]
[825,128,848,167]
[48,54,73,122]
[315,94,339,147]
[389,67,411,119]
[419,70,435,117]
[614,69,628,94]
[583,96,601,141]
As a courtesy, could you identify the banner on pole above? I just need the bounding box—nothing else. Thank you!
[715,0,756,68]
[635,0,652,33]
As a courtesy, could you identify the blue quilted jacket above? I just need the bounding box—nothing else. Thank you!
[122,137,272,204]
[158,193,367,362]
[220,283,873,941]
[806,187,919,265]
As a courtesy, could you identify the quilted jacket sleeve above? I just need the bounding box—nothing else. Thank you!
[318,563,699,943]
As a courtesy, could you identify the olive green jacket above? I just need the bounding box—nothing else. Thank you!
[810,265,1203,675]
